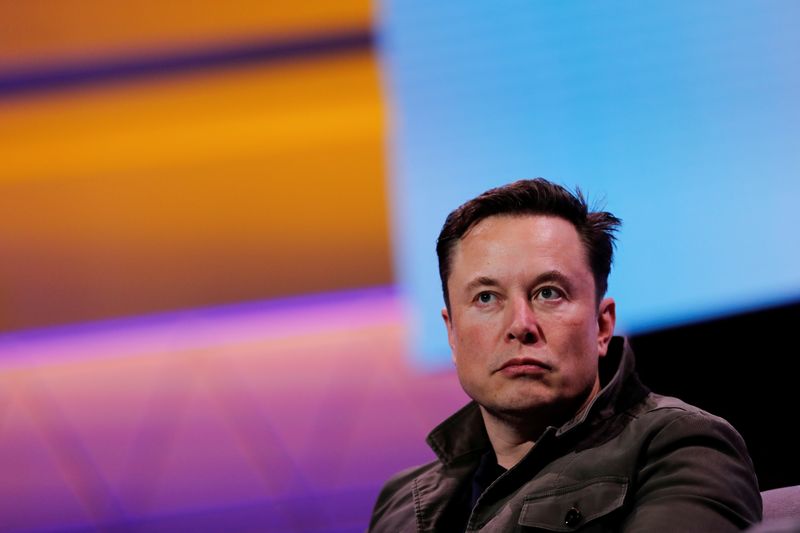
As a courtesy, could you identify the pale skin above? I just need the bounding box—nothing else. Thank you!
[442,214,616,469]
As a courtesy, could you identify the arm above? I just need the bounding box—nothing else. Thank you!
[622,411,762,532]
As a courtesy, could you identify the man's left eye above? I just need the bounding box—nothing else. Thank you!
[537,287,561,300]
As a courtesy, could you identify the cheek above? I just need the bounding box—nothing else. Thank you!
[452,320,496,368]
[452,331,481,364]
[458,312,501,340]
[546,309,597,340]
[460,321,486,341]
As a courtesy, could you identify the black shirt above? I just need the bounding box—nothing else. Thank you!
[445,450,507,531]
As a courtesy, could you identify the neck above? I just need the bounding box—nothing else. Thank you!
[479,378,602,470]
[479,410,537,469]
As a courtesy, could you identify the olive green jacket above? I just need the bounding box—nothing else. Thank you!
[369,337,761,532]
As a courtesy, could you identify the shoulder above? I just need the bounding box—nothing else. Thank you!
[617,392,762,529]
[631,392,749,448]
[368,459,440,531]
[377,460,439,498]
[636,391,723,418]
[623,392,756,481]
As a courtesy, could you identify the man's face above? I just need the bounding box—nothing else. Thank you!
[442,214,615,422]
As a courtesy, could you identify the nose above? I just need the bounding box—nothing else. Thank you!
[505,295,539,345]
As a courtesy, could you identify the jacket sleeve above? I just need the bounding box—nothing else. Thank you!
[621,411,762,532]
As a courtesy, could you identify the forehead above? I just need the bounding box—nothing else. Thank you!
[450,214,590,275]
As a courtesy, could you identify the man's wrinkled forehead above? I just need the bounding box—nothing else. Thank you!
[454,213,591,263]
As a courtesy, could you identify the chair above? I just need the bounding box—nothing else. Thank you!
[762,486,800,521]
[749,486,800,533]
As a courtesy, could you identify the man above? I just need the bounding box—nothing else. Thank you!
[369,179,762,531]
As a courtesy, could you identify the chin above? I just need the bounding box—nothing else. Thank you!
[479,387,594,425]
[481,393,555,417]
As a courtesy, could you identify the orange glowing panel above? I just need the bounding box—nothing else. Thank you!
[0,0,372,70]
[0,50,391,332]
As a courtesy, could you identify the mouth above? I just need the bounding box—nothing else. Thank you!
[497,357,551,374]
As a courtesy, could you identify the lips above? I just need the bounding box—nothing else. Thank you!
[498,357,551,372]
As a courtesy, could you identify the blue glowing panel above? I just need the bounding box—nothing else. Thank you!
[378,1,800,366]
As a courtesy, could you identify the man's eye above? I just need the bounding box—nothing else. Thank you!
[477,292,495,304]
[537,287,561,300]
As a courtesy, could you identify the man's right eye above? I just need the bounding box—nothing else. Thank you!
[477,292,495,304]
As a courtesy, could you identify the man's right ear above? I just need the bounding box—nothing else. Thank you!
[441,307,456,362]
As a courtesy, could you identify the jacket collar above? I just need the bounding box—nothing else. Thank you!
[425,336,648,466]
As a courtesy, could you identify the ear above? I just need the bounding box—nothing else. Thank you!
[596,297,616,357]
[441,307,456,364]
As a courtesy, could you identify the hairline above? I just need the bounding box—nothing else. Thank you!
[444,212,603,311]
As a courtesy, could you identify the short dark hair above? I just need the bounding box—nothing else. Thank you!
[436,178,621,311]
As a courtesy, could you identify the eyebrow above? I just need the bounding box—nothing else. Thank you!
[534,270,575,293]
[465,276,501,293]
[464,270,575,294]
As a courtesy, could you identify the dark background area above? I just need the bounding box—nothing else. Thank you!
[631,301,800,491]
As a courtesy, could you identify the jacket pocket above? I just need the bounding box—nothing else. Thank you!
[518,476,628,531]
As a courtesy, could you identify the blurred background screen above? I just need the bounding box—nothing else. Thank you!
[382,1,800,365]
[0,1,798,532]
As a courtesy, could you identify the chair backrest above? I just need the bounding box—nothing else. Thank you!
[749,486,800,532]
[762,486,800,521]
